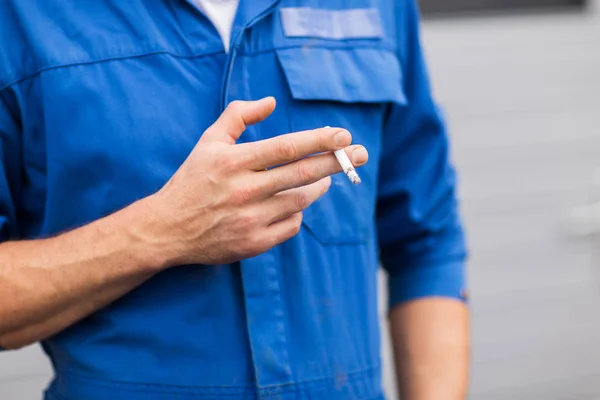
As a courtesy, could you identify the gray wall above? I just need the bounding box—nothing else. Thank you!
[389,3,600,398]
[2,3,600,399]
[418,0,586,17]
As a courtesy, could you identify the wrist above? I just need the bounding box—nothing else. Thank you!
[121,193,186,271]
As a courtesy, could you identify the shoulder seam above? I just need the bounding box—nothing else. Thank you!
[0,47,224,93]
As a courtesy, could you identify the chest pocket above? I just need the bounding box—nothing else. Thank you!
[276,45,407,245]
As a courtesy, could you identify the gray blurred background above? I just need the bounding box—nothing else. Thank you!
[2,0,600,398]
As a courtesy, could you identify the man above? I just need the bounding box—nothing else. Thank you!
[0,0,469,399]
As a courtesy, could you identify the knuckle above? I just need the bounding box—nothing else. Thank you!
[277,139,298,161]
[236,146,255,167]
[227,100,244,115]
[297,162,319,183]
[231,186,257,205]
[294,191,311,210]
[268,213,303,247]
[219,155,239,173]
[317,131,327,151]
[238,211,258,227]
[244,148,260,169]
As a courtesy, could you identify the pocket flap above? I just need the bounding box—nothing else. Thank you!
[276,46,407,105]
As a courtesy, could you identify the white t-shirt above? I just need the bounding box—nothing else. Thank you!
[195,0,239,52]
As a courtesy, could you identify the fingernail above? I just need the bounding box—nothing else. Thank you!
[351,146,368,165]
[318,177,332,194]
[333,130,351,148]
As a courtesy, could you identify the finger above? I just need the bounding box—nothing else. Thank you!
[263,211,304,246]
[262,178,331,224]
[255,145,368,195]
[233,127,352,171]
[201,97,276,144]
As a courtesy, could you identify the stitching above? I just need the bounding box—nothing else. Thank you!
[59,365,380,396]
[261,365,380,389]
[238,42,397,57]
[0,42,398,94]
[60,377,255,398]
[259,367,382,398]
[62,368,255,393]
[0,47,224,93]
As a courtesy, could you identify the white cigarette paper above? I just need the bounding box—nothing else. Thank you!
[325,126,361,185]
[334,149,361,184]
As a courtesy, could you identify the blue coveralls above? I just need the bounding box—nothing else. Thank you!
[0,1,467,399]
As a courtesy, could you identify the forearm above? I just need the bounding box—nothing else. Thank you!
[390,298,470,400]
[0,195,171,349]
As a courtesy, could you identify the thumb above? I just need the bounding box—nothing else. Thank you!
[201,97,276,144]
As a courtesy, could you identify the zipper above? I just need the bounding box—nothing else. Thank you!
[220,0,281,111]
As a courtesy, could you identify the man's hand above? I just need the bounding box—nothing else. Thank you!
[0,97,368,348]
[150,97,368,266]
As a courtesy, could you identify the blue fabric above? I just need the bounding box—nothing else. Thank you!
[279,7,384,39]
[0,0,467,398]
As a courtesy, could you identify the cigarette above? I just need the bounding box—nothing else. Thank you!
[334,149,361,184]
[325,126,361,185]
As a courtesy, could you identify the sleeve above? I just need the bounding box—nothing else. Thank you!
[377,0,468,310]
[0,90,22,243]
[0,91,22,351]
